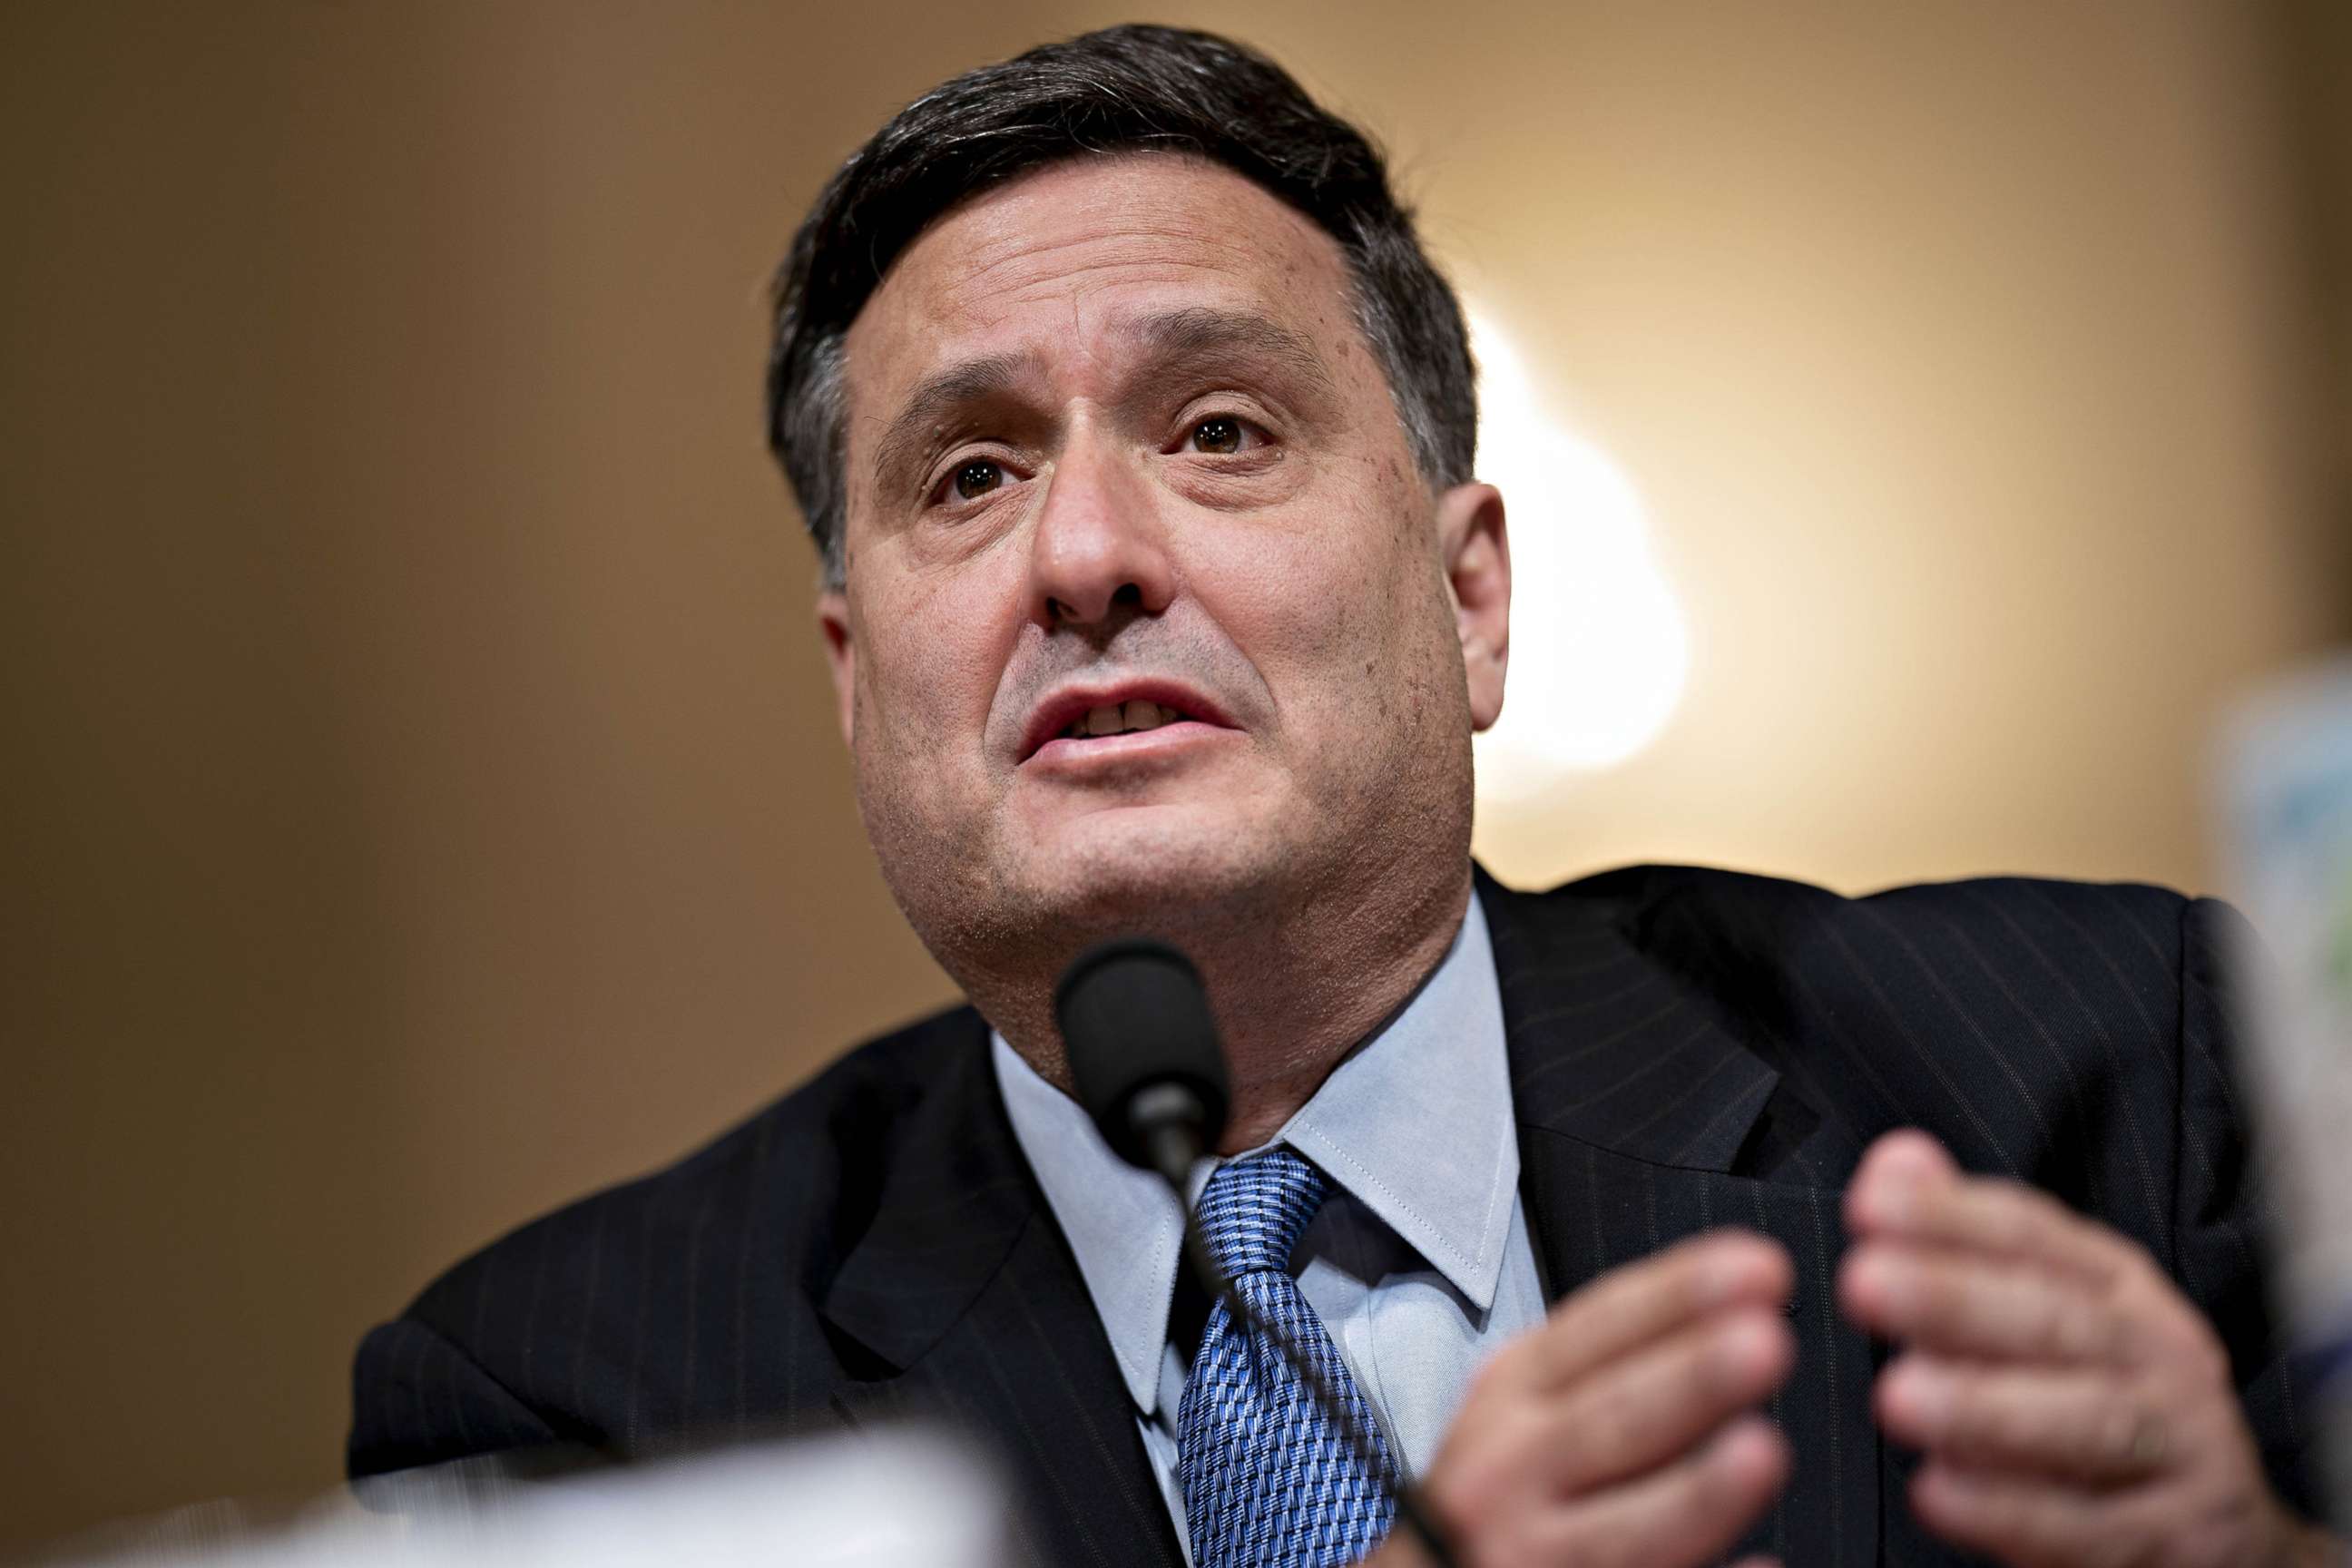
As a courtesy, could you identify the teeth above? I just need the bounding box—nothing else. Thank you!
[1062,701,1181,740]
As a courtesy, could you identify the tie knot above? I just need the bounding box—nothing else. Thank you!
[1194,1147,1328,1279]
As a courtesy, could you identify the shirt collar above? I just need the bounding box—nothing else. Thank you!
[991,890,1518,1415]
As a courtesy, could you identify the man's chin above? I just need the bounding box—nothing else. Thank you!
[1011,808,1278,936]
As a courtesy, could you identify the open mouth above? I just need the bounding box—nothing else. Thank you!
[1057,699,1188,740]
[1018,682,1236,764]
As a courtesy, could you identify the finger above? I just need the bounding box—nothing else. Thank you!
[1839,1243,2131,1365]
[1853,1128,1962,1192]
[1908,1460,2151,1568]
[1527,1416,1790,1568]
[1876,1354,2177,1485]
[1536,1306,1795,1494]
[1494,1230,1793,1393]
[1847,1166,2136,1287]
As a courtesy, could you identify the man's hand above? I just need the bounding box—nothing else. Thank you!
[1372,1230,1796,1568]
[1841,1129,2335,1568]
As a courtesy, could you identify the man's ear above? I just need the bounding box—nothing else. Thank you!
[1437,481,1510,732]
[817,588,856,747]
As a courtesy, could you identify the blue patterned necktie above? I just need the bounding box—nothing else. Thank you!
[1177,1147,1398,1567]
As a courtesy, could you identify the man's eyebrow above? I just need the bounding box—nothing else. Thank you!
[1114,307,1338,400]
[869,349,1038,496]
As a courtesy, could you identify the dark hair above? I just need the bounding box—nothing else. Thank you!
[764,24,1477,585]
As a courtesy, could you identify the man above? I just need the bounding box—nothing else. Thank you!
[349,25,2338,1567]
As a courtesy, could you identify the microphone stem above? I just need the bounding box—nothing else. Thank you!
[1167,1175,1462,1568]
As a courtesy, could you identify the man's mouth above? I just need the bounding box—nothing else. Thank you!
[1058,700,1186,740]
[1017,681,1239,764]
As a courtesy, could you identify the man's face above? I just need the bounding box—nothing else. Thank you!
[821,153,1507,979]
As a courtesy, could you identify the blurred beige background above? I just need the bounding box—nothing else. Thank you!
[3,0,2347,1553]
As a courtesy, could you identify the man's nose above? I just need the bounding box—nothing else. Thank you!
[1025,436,1174,630]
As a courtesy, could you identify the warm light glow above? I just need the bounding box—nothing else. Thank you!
[1465,308,1689,804]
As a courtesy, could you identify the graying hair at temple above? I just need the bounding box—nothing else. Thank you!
[762,23,1481,588]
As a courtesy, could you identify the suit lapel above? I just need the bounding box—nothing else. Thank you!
[819,1015,1182,1567]
[1480,866,1780,1178]
[1481,868,1884,1568]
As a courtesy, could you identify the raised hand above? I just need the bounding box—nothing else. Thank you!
[1840,1129,2338,1568]
[1372,1230,1796,1568]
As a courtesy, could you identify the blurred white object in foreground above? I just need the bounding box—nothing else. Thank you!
[2216,652,2352,1522]
[40,1427,1009,1568]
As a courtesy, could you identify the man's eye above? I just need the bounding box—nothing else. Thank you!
[952,459,1004,500]
[1187,416,1249,455]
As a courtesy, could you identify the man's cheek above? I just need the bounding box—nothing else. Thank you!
[1209,560,1357,685]
[857,612,966,739]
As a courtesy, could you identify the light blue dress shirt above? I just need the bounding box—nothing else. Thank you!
[992,893,1547,1555]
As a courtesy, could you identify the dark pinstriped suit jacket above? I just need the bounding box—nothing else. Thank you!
[349,865,2320,1564]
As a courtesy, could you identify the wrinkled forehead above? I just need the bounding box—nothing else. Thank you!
[839,153,1367,430]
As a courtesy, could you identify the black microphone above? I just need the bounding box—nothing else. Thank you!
[1054,938,1460,1568]
[1055,936,1230,1185]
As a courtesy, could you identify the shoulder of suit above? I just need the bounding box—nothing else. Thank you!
[1491,864,2245,1198]
[397,1002,989,1339]
[1488,860,2220,1047]
[1503,860,2202,964]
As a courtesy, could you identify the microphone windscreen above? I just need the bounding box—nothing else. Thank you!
[1054,938,1230,1167]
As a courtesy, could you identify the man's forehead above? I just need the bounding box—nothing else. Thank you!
[843,155,1356,397]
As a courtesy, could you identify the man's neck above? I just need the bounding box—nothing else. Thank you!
[975,863,1477,1153]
